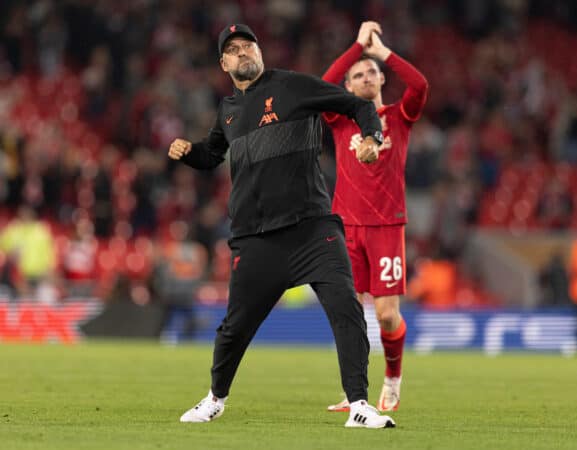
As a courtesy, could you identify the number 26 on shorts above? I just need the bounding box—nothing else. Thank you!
[379,256,403,282]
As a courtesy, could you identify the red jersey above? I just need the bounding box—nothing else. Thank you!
[323,43,428,226]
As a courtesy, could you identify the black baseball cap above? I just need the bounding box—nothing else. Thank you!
[218,24,258,55]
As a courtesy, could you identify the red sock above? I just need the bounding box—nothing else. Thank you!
[380,318,406,378]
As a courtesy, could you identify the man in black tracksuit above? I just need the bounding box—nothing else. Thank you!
[170,24,395,428]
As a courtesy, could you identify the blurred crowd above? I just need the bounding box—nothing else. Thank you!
[1,0,577,308]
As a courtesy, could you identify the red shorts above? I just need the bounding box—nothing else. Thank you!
[344,224,406,297]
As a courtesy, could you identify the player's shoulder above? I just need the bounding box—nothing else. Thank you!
[380,102,400,114]
[381,101,408,120]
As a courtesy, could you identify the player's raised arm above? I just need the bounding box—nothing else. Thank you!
[365,32,429,122]
[322,21,382,85]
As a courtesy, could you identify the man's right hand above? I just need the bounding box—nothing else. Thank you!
[168,138,192,160]
[356,21,382,48]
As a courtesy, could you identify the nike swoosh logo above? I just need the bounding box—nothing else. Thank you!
[326,236,337,242]
[386,281,399,288]
[225,115,234,124]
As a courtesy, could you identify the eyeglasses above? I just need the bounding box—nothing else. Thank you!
[223,41,256,56]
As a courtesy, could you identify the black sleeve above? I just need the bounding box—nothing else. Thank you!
[288,72,382,138]
[179,105,229,170]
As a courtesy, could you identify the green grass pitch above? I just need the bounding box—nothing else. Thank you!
[1,342,575,450]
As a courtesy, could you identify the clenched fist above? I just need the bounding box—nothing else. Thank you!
[168,138,192,160]
[356,136,379,163]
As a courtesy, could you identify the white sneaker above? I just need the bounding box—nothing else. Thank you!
[180,390,226,423]
[377,376,401,412]
[345,400,396,429]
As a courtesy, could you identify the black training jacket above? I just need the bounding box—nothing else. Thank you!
[180,69,382,238]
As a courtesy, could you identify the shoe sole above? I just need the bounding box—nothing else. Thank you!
[327,406,350,412]
[180,408,224,423]
[344,419,396,429]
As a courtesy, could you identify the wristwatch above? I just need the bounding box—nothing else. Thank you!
[369,131,384,146]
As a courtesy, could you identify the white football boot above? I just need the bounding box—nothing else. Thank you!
[345,400,396,429]
[377,376,401,412]
[180,390,226,423]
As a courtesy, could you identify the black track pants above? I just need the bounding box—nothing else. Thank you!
[210,214,369,402]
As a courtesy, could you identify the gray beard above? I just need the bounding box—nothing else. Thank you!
[232,60,262,81]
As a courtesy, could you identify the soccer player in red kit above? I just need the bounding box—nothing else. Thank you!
[323,22,429,412]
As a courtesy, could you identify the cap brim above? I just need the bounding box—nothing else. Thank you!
[220,32,257,54]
